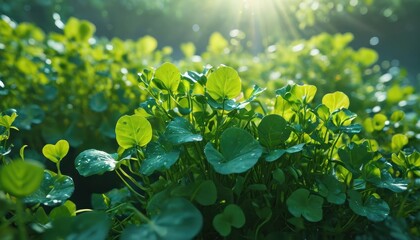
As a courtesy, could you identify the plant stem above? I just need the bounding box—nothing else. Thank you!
[16,199,27,240]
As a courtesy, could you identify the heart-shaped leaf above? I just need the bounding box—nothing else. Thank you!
[75,149,117,176]
[286,188,324,222]
[164,117,202,144]
[322,91,349,112]
[317,175,346,205]
[115,115,152,149]
[206,66,241,102]
[0,112,18,129]
[348,190,390,222]
[205,128,263,174]
[213,204,245,237]
[0,160,44,198]
[42,139,70,163]
[154,62,181,92]
[290,84,317,104]
[258,114,291,148]
[140,142,180,176]
[24,171,74,206]
[121,198,203,240]
[193,180,217,206]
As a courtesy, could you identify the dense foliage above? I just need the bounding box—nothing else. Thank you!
[1,17,420,239]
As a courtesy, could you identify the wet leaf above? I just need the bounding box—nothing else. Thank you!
[75,149,117,176]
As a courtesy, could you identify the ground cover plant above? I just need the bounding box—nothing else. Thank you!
[1,61,419,239]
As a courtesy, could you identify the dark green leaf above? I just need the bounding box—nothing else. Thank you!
[265,143,305,162]
[140,142,180,176]
[75,149,117,176]
[205,128,263,174]
[89,92,108,112]
[338,142,374,175]
[165,117,202,144]
[193,180,217,206]
[348,190,390,222]
[121,198,202,240]
[24,171,74,206]
[213,204,245,237]
[286,188,324,222]
[317,175,346,205]
[258,114,291,148]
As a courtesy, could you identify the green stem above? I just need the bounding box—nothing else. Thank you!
[16,199,28,240]
[116,170,146,201]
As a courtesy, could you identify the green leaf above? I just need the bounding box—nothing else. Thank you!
[317,175,346,205]
[0,160,44,198]
[75,149,117,176]
[24,171,74,206]
[322,91,350,112]
[42,139,70,163]
[164,117,203,144]
[258,114,291,148]
[49,200,76,220]
[140,142,180,176]
[391,134,408,152]
[0,112,18,129]
[348,190,390,222]
[286,188,324,222]
[369,169,408,193]
[121,198,203,240]
[89,92,109,112]
[193,180,217,206]
[44,211,110,239]
[154,62,181,92]
[205,128,263,174]
[213,204,245,237]
[116,115,152,149]
[15,104,45,130]
[265,143,305,162]
[206,66,241,102]
[372,113,387,131]
[338,142,374,175]
[339,124,362,134]
[272,168,285,184]
[290,84,317,104]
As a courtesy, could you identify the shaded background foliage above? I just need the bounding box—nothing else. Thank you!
[1,0,419,84]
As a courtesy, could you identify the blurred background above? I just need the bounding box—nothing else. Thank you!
[1,0,419,83]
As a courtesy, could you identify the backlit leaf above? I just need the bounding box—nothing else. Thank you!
[116,115,152,149]
[42,139,70,163]
[206,66,241,102]
[322,91,349,112]
[154,62,181,92]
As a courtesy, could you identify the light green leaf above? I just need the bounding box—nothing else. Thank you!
[154,62,181,92]
[116,115,152,149]
[75,149,117,176]
[206,66,241,102]
[322,91,350,112]
[0,112,18,129]
[24,171,74,206]
[286,188,324,222]
[0,160,44,198]
[42,139,70,163]
[372,113,387,131]
[290,84,317,104]
[391,134,408,152]
[205,128,263,174]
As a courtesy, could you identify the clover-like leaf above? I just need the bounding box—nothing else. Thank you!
[317,175,346,205]
[348,190,390,222]
[290,84,317,104]
[24,171,74,206]
[140,142,180,176]
[205,128,263,174]
[42,139,70,163]
[165,117,202,144]
[258,114,291,148]
[75,149,117,176]
[193,180,217,206]
[120,198,203,240]
[116,115,152,149]
[0,112,18,129]
[372,113,387,131]
[338,142,374,175]
[286,188,324,222]
[0,160,44,198]
[154,62,181,92]
[206,66,241,102]
[391,134,408,152]
[322,91,349,112]
[213,204,245,237]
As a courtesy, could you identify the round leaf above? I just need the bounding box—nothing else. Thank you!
[89,92,108,112]
[140,142,180,176]
[194,180,217,206]
[205,128,263,174]
[286,188,324,222]
[0,160,44,197]
[75,149,117,176]
[290,84,317,104]
[391,134,408,152]
[24,171,74,206]
[42,139,70,163]
[206,66,241,102]
[164,117,203,144]
[213,204,245,237]
[121,198,202,240]
[258,114,291,148]
[116,115,152,149]
[322,91,349,112]
[154,62,181,92]
[348,190,390,222]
